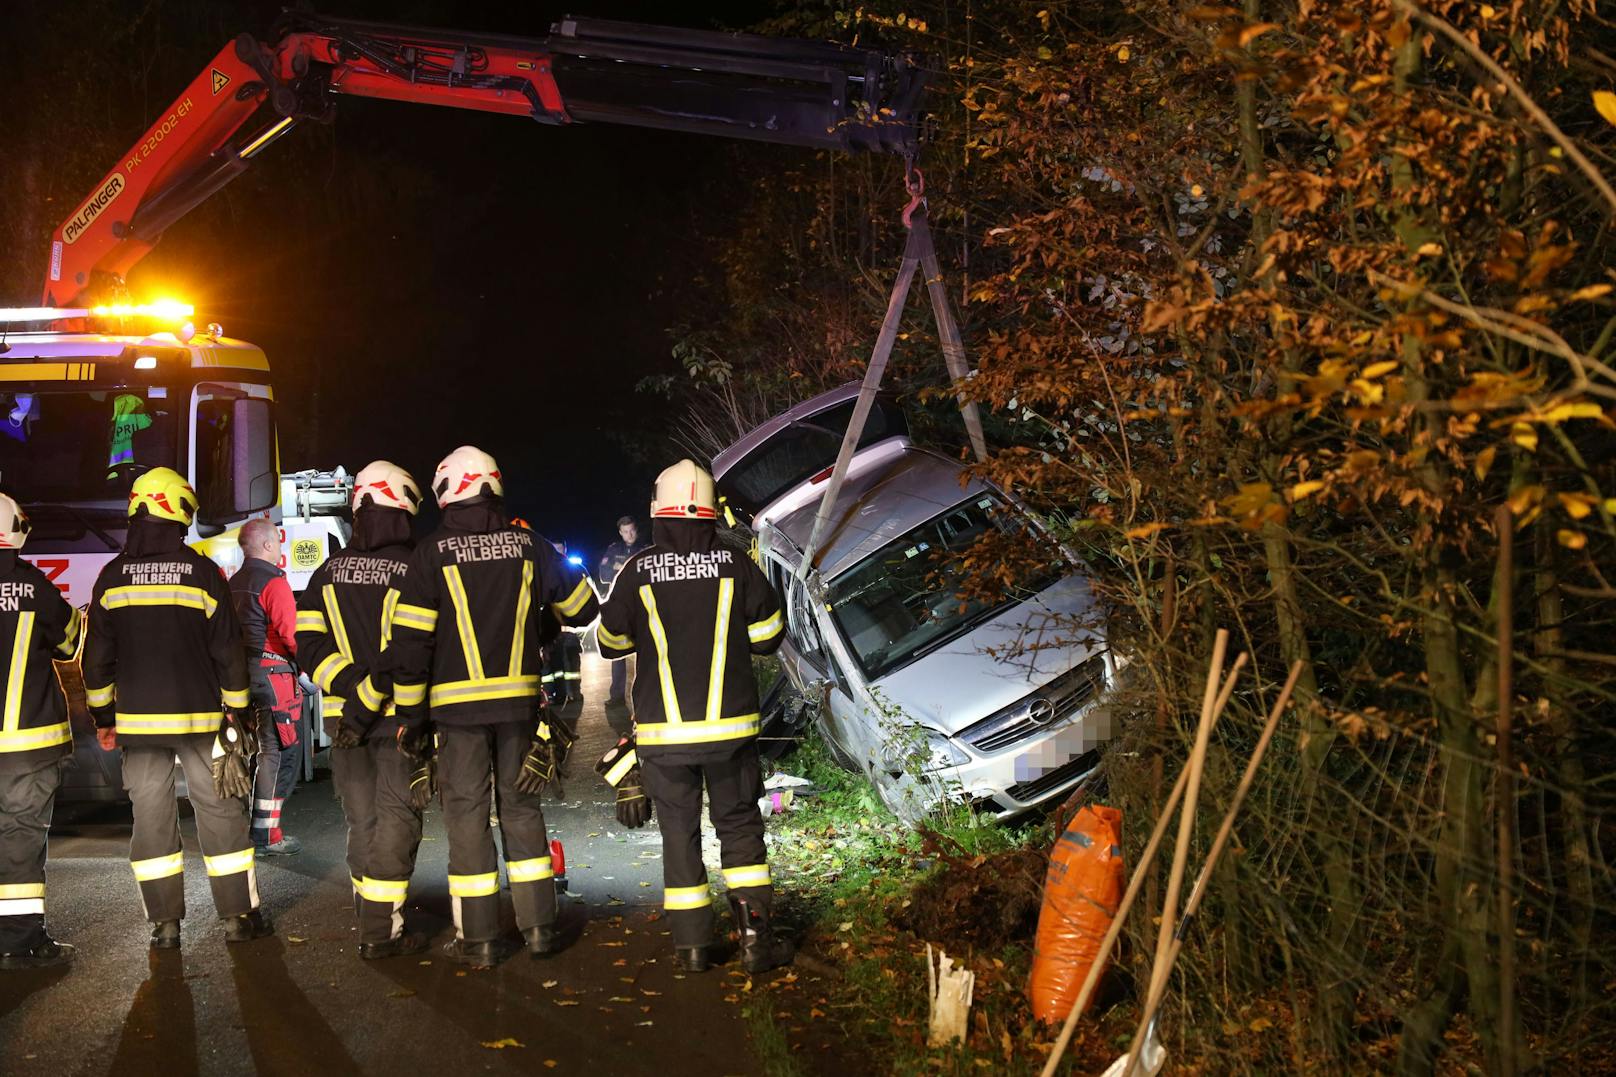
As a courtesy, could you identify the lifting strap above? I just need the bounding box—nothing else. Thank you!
[795,167,986,581]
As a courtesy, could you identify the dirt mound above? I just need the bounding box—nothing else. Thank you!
[892,842,1048,952]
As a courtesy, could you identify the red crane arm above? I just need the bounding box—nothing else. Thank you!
[42,12,926,308]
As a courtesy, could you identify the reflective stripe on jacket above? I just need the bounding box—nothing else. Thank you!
[82,546,247,742]
[389,501,599,727]
[595,522,783,758]
[296,543,411,736]
[0,556,81,767]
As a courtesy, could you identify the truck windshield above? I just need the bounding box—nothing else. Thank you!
[827,494,1066,680]
[0,388,177,505]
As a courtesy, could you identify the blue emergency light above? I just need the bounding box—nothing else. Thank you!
[567,554,584,567]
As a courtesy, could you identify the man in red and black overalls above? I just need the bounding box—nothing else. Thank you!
[230,518,304,856]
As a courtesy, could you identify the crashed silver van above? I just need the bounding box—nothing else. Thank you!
[713,384,1119,824]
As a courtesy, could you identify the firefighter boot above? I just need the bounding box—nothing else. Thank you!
[223,909,274,944]
[150,921,181,950]
[360,932,430,961]
[730,895,793,975]
[523,924,559,959]
[0,936,75,971]
[674,944,710,974]
[444,938,508,970]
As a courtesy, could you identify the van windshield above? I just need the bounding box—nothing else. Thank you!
[826,494,1065,680]
[0,388,178,505]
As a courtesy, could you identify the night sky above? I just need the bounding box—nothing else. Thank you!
[6,0,792,564]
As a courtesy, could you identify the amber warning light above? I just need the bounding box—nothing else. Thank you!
[0,299,195,324]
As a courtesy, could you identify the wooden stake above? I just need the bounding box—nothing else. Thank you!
[1495,502,1518,1077]
[1119,630,1234,1077]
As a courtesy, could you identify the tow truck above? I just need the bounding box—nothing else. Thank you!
[0,11,924,796]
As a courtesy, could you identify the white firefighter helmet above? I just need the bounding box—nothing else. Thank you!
[433,445,503,506]
[651,459,717,520]
[0,493,30,551]
[353,460,422,515]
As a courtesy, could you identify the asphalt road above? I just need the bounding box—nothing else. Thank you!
[0,655,764,1077]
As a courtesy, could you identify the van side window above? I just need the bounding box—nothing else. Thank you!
[787,580,826,668]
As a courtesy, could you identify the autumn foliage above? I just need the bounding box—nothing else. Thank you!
[671,0,1616,1071]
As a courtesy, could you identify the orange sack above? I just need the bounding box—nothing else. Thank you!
[1029,804,1125,1025]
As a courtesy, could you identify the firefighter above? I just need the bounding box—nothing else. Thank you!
[0,494,83,970]
[594,460,792,974]
[388,446,599,968]
[597,515,646,706]
[541,541,584,706]
[297,461,428,959]
[229,518,303,856]
[82,468,271,947]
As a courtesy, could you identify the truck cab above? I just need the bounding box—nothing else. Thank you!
[0,324,278,798]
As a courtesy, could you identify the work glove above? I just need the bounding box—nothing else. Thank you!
[211,709,256,800]
[333,695,380,750]
[514,718,565,798]
[396,725,438,811]
[595,736,652,829]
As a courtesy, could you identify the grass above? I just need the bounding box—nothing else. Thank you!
[752,728,1085,1076]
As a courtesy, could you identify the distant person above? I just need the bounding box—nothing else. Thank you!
[82,468,271,948]
[597,515,647,707]
[298,461,429,959]
[0,494,83,970]
[230,518,303,856]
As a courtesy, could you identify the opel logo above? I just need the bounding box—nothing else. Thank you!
[1026,698,1056,726]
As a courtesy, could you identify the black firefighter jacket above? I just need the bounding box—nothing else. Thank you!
[388,499,600,728]
[596,519,784,760]
[82,520,249,742]
[296,536,412,738]
[0,552,83,771]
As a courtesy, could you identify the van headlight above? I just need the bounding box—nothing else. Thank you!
[878,728,969,773]
[922,730,969,771]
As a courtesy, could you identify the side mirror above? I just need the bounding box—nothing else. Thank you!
[230,398,276,516]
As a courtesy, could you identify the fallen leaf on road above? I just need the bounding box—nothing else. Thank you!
[640,989,661,997]
[387,988,416,999]
[599,941,626,947]
[481,1038,524,1049]
[544,1061,557,1069]
[554,1000,580,1007]
[418,961,431,966]
[542,980,559,988]
[288,936,308,944]
[636,1021,653,1027]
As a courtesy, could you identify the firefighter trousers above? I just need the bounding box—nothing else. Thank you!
[0,757,62,953]
[542,634,582,703]
[331,737,424,943]
[124,738,259,923]
[439,722,556,943]
[639,745,772,948]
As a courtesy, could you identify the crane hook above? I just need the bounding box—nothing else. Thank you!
[902,160,926,229]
